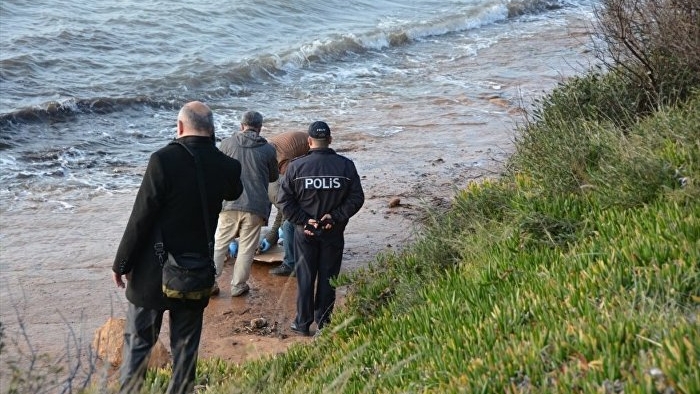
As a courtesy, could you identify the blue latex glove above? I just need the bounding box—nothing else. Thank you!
[228,241,238,257]
[278,227,284,241]
[259,239,271,253]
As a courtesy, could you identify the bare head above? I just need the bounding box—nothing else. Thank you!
[307,120,332,148]
[240,111,263,133]
[177,101,215,137]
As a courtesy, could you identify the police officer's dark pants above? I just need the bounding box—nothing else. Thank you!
[120,303,204,394]
[294,226,344,331]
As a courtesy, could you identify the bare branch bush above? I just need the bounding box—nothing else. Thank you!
[593,0,700,111]
[0,287,111,394]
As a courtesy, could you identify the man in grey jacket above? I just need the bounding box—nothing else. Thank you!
[213,111,279,296]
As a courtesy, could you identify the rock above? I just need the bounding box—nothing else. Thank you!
[92,317,170,368]
[508,107,527,116]
[489,98,510,107]
[250,317,267,329]
[388,197,401,208]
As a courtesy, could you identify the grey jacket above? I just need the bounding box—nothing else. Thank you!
[219,129,278,219]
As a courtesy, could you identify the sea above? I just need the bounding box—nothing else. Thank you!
[0,0,599,385]
[1,0,599,213]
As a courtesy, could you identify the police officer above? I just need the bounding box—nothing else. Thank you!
[277,121,364,336]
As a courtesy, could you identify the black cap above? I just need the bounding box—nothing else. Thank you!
[308,121,331,139]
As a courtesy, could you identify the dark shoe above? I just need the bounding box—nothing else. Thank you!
[290,322,310,337]
[210,282,220,297]
[269,264,294,276]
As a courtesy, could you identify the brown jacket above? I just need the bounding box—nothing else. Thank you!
[268,131,309,174]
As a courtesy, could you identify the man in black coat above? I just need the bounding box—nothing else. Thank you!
[112,101,243,393]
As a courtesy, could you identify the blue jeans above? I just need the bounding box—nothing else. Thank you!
[282,219,295,268]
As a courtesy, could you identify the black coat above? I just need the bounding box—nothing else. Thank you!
[278,147,364,232]
[113,136,243,310]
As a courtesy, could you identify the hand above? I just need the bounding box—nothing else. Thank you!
[112,271,125,288]
[259,239,271,253]
[319,214,334,230]
[303,219,320,236]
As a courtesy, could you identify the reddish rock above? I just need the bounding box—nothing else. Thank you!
[93,317,169,368]
[388,197,401,208]
[489,98,510,107]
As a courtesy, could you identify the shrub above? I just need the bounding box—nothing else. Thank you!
[593,0,700,111]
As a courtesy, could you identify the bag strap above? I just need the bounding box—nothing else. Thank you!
[169,140,214,259]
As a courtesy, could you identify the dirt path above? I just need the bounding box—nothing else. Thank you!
[192,192,430,365]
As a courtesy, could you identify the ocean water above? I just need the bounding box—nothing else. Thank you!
[1,0,597,213]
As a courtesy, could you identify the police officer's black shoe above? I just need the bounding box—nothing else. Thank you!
[290,322,310,336]
[269,264,294,276]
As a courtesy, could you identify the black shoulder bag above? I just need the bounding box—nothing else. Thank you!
[155,141,216,300]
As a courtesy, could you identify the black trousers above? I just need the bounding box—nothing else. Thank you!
[120,302,204,394]
[293,225,344,331]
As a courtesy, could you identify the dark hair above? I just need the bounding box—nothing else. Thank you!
[240,111,263,129]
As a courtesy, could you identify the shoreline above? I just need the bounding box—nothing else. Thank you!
[0,148,505,387]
